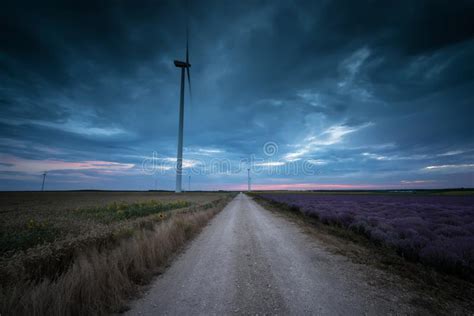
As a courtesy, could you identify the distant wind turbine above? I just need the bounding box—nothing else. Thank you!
[41,171,47,191]
[174,27,192,193]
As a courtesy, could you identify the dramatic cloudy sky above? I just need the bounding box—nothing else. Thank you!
[1,0,473,190]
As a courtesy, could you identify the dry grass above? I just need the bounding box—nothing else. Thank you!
[0,192,226,253]
[0,192,233,315]
[0,192,228,282]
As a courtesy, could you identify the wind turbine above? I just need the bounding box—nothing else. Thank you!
[174,28,192,193]
[41,171,47,191]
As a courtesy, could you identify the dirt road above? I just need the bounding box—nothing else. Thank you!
[127,193,421,315]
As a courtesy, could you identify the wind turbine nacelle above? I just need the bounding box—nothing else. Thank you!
[174,60,191,68]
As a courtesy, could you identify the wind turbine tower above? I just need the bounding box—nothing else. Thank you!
[174,29,192,193]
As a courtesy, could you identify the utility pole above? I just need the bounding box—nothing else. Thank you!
[41,171,47,191]
[247,168,251,192]
[188,175,191,192]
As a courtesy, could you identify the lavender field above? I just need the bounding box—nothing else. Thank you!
[258,193,474,278]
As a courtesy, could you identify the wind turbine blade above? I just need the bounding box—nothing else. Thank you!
[186,26,189,64]
[186,67,192,99]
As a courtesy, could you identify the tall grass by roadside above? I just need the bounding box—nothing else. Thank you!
[0,199,196,284]
[0,195,232,315]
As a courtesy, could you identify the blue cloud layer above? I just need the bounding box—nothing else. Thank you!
[0,0,473,190]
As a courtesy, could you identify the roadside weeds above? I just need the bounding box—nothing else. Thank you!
[0,195,233,315]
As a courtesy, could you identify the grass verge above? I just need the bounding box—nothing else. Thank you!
[250,194,474,315]
[0,195,233,315]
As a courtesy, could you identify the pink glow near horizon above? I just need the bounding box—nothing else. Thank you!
[219,182,441,191]
[0,155,135,173]
[224,183,381,190]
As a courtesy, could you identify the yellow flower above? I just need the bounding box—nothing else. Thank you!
[26,219,41,229]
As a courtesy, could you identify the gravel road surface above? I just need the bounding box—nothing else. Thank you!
[126,193,421,315]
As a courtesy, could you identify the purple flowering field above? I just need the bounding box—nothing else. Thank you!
[258,193,474,277]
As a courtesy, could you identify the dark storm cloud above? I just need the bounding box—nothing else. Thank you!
[1,0,473,190]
